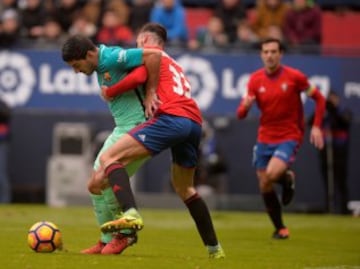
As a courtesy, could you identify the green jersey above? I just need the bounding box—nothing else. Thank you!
[96,44,146,129]
[93,45,147,172]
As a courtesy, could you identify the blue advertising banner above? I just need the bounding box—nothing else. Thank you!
[0,49,359,117]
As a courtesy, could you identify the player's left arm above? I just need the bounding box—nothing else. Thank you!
[306,84,326,150]
[295,69,325,150]
[236,76,256,119]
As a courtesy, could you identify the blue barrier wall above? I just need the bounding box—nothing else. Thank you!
[1,50,360,116]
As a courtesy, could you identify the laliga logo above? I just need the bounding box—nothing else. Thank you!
[176,55,218,110]
[0,52,35,107]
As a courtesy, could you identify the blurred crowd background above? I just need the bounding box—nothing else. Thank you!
[0,0,359,55]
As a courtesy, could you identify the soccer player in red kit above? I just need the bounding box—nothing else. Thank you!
[237,38,325,239]
[94,23,225,259]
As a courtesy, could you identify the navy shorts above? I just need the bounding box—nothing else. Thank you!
[129,114,201,168]
[253,140,299,169]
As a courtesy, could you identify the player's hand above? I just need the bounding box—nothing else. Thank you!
[243,94,256,109]
[144,89,161,118]
[94,168,106,185]
[310,126,324,150]
[100,86,113,102]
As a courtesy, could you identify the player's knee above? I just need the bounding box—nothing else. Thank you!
[265,170,279,182]
[87,179,102,195]
[99,154,108,168]
[174,185,195,201]
[258,176,273,192]
[258,180,268,192]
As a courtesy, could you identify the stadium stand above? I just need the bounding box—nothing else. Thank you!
[185,7,213,39]
[322,10,360,56]
[181,0,360,10]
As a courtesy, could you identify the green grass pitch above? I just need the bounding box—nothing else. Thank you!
[1,204,359,269]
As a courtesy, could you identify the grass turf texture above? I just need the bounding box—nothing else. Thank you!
[1,204,359,269]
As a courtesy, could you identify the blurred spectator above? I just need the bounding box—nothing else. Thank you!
[0,98,11,203]
[283,0,322,52]
[252,0,289,41]
[0,9,21,48]
[214,0,246,43]
[150,0,188,46]
[80,0,103,27]
[318,91,352,214]
[20,0,48,40]
[128,0,154,35]
[52,0,84,32]
[96,8,134,46]
[188,16,229,50]
[32,17,68,49]
[106,0,131,27]
[233,19,259,50]
[266,24,285,41]
[0,0,18,13]
[69,13,97,41]
[195,120,228,195]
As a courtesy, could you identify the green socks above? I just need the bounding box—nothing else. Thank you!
[90,192,113,243]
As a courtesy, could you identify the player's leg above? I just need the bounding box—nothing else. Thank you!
[84,129,129,253]
[171,119,225,259]
[259,158,289,239]
[100,133,149,232]
[81,171,138,255]
[273,141,298,206]
[83,128,145,254]
[254,143,288,239]
[101,115,188,232]
[260,141,298,239]
[171,164,225,259]
[81,171,112,254]
[101,158,146,254]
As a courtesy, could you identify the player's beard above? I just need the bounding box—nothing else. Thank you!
[266,58,279,72]
[85,64,96,75]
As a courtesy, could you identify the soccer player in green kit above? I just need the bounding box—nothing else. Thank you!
[61,34,160,255]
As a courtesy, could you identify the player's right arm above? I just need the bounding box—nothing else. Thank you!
[101,66,148,100]
[105,47,162,115]
[141,49,162,118]
[236,78,256,119]
[117,47,162,118]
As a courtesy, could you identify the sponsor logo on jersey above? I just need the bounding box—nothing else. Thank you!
[117,50,126,63]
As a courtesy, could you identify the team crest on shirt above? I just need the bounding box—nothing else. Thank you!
[103,72,111,81]
[281,83,288,92]
[259,86,266,93]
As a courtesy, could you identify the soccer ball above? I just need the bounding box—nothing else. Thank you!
[27,221,63,253]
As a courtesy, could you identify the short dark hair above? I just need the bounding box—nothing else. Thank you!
[260,38,285,52]
[62,35,96,62]
[139,23,167,43]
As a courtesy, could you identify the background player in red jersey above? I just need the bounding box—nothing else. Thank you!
[94,23,225,259]
[237,38,325,239]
